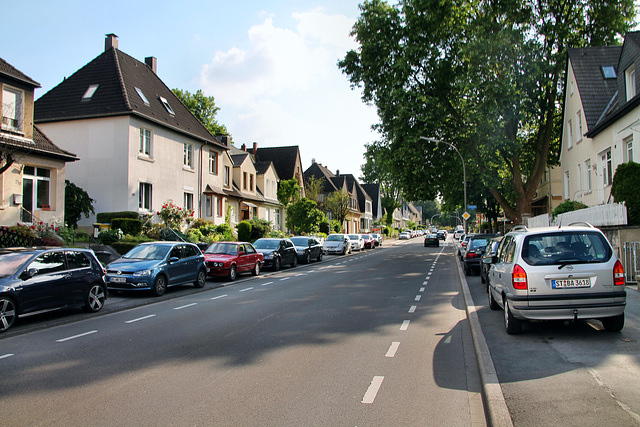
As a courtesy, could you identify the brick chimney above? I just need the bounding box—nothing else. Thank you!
[105,33,118,51]
[145,57,157,74]
[241,143,246,151]
[252,142,258,155]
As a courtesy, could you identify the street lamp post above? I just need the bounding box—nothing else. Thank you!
[420,136,468,232]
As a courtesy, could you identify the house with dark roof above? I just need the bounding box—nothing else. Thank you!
[361,183,382,224]
[0,57,77,226]
[559,33,640,209]
[253,144,305,198]
[34,34,229,229]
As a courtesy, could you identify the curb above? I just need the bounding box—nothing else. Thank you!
[455,246,514,426]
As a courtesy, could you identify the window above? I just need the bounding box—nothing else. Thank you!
[184,193,193,211]
[135,87,150,105]
[266,179,270,196]
[566,119,573,149]
[183,143,194,168]
[139,182,152,210]
[209,151,218,175]
[602,65,616,79]
[575,111,583,143]
[66,251,91,269]
[22,166,51,214]
[625,136,634,163]
[601,149,613,187]
[243,172,248,190]
[250,174,254,191]
[274,209,281,230]
[159,96,175,115]
[139,128,152,156]
[563,170,570,200]
[584,159,592,193]
[82,84,99,101]
[626,65,636,101]
[2,85,23,132]
[576,164,582,197]
[224,166,230,186]
[29,251,66,275]
[205,195,213,217]
[216,196,223,217]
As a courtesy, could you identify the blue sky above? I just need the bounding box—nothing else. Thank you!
[2,0,379,177]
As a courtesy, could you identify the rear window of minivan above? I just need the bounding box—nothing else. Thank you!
[522,231,612,266]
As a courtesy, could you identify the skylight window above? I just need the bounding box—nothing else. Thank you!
[135,87,150,106]
[159,96,175,115]
[82,84,99,101]
[602,66,616,79]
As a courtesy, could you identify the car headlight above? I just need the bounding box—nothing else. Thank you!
[263,252,273,259]
[133,269,151,277]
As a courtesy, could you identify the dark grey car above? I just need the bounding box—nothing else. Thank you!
[290,236,324,264]
[253,238,298,270]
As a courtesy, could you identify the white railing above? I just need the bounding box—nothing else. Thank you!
[528,203,627,228]
[623,242,640,283]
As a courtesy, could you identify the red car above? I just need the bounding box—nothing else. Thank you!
[360,234,376,249]
[204,242,263,281]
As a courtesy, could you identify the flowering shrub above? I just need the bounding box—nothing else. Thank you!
[157,200,194,229]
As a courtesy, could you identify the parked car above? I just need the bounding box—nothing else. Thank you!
[399,232,410,240]
[372,233,383,246]
[290,236,324,263]
[348,234,364,251]
[204,242,263,281]
[458,234,476,259]
[480,237,502,284]
[361,234,376,249]
[0,248,107,332]
[323,234,351,255]
[253,238,297,270]
[436,230,446,240]
[463,234,500,276]
[454,229,465,240]
[484,224,626,334]
[424,233,439,247]
[106,242,207,297]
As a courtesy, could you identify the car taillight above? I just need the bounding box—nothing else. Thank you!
[614,260,625,286]
[462,242,468,247]
[466,252,480,259]
[512,264,527,290]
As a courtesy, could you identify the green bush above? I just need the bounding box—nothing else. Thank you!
[249,218,272,241]
[319,219,330,235]
[111,218,142,236]
[237,220,252,242]
[111,241,140,255]
[98,229,121,245]
[330,219,342,233]
[611,162,640,225]
[552,200,588,219]
[96,211,139,223]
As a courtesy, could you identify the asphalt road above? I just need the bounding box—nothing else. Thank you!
[0,239,485,426]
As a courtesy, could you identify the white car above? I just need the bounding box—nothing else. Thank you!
[399,232,410,240]
[323,234,351,255]
[348,234,364,251]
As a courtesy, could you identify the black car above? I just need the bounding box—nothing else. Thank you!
[436,231,446,240]
[424,233,439,247]
[253,238,297,270]
[290,236,324,264]
[480,237,502,285]
[463,234,500,276]
[0,248,107,332]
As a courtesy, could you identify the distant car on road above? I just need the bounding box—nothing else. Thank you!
[361,234,376,249]
[204,242,263,281]
[0,248,107,332]
[290,236,324,263]
[399,232,410,240]
[371,233,383,246]
[324,234,351,255]
[424,233,439,247]
[349,234,364,251]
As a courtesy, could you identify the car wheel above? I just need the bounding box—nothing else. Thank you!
[0,297,17,332]
[194,269,207,288]
[291,256,297,268]
[83,284,106,313]
[274,257,281,271]
[252,262,261,276]
[228,265,237,281]
[317,251,323,262]
[151,275,168,297]
[487,285,500,311]
[601,314,624,332]
[303,253,310,264]
[504,299,522,334]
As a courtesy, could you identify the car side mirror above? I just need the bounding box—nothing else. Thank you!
[238,251,246,256]
[21,268,37,280]
[168,256,179,263]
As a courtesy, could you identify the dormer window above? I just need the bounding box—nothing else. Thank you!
[82,84,99,101]
[626,65,636,101]
[159,96,175,115]
[135,87,150,106]
[602,66,616,79]
[2,85,24,132]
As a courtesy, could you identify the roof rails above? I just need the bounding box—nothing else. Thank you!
[510,225,528,232]
[566,222,595,228]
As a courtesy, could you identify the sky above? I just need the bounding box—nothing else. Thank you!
[2,0,380,178]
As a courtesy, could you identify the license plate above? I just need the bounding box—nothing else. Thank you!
[110,277,127,283]
[552,278,591,289]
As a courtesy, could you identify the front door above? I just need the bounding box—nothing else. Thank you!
[21,177,33,223]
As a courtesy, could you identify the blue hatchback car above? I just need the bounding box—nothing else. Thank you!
[105,242,207,296]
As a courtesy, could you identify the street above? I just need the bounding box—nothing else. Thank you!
[0,239,483,426]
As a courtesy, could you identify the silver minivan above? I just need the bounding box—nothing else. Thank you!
[485,224,625,334]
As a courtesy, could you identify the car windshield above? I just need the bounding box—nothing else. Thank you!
[123,244,170,260]
[205,243,238,255]
[468,238,491,250]
[254,240,279,249]
[0,252,33,277]
[362,235,371,239]
[349,235,359,240]
[327,235,343,241]
[290,237,310,246]
[522,231,612,266]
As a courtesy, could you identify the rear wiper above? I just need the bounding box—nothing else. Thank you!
[557,259,582,269]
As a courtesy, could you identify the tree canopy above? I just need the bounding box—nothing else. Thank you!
[172,89,230,137]
[340,0,635,223]
[64,180,95,230]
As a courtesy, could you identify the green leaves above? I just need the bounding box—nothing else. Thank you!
[172,88,230,137]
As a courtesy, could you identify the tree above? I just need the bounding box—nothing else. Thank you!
[286,199,327,234]
[361,140,402,225]
[172,89,230,137]
[304,175,326,208]
[325,191,351,229]
[611,162,640,225]
[340,0,635,224]
[64,180,95,230]
[277,179,301,209]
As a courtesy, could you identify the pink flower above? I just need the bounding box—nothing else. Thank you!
[31,226,35,229]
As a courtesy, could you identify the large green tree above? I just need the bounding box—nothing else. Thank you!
[340,0,634,223]
[286,198,326,234]
[64,180,95,230]
[325,190,351,228]
[172,89,230,137]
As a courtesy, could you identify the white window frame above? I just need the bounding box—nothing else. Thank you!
[82,84,99,101]
[183,143,194,169]
[624,136,634,163]
[601,149,613,187]
[209,151,218,175]
[2,85,24,132]
[224,166,230,186]
[184,192,193,211]
[575,111,583,143]
[584,159,592,194]
[567,119,573,149]
[563,170,570,200]
[160,96,175,115]
[205,194,213,217]
[626,65,636,101]
[576,163,582,197]
[139,182,152,211]
[139,127,152,156]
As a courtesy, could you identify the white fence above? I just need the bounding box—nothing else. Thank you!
[527,203,628,228]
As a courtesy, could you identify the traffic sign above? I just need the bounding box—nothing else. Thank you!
[462,212,471,221]
[467,205,477,210]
